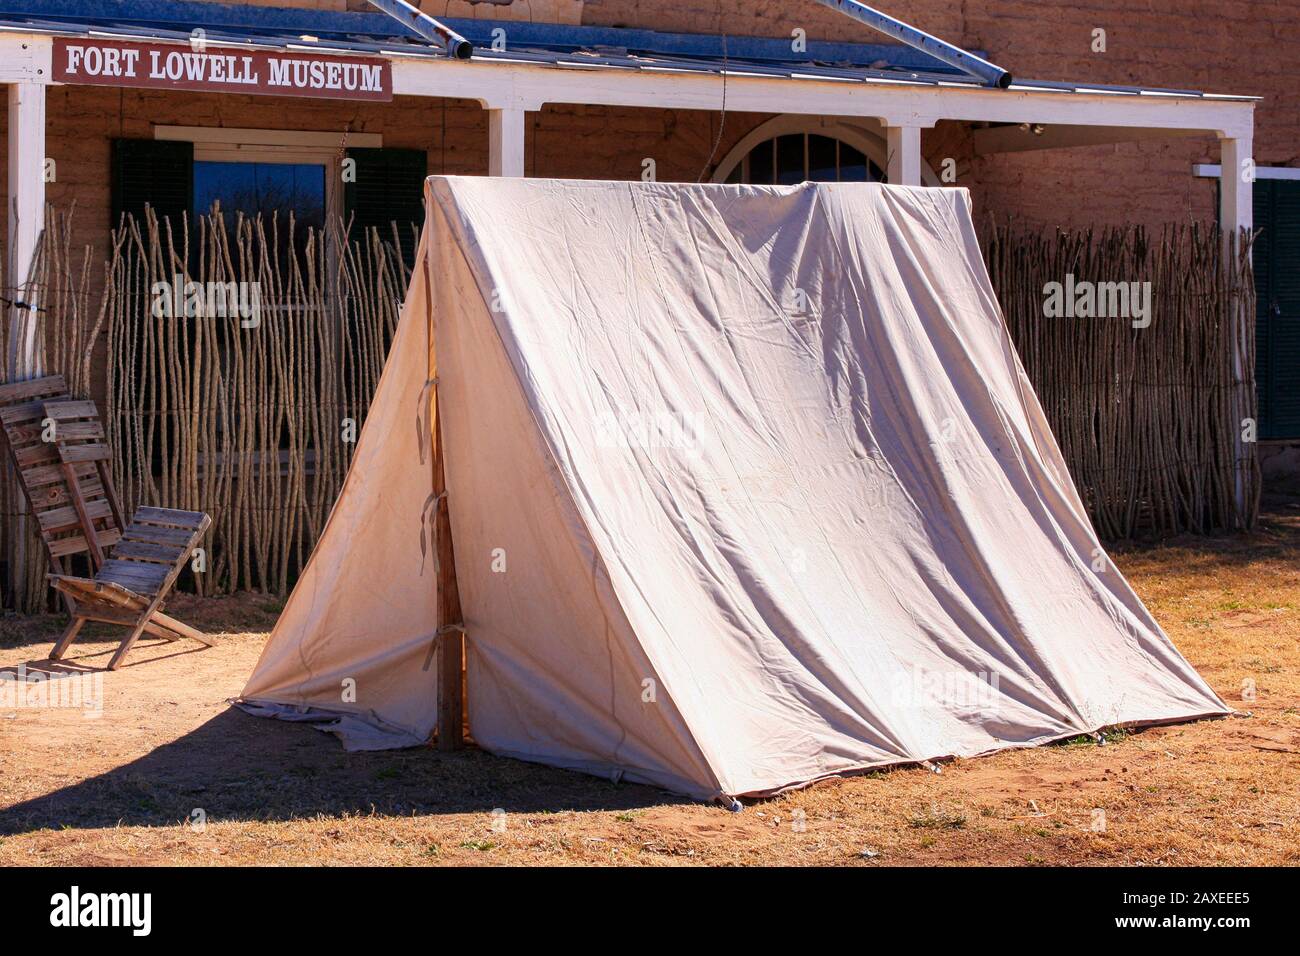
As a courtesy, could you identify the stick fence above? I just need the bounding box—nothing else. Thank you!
[983,222,1259,539]
[0,208,1260,612]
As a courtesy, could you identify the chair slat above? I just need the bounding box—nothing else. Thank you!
[3,421,50,444]
[48,534,92,559]
[121,523,194,548]
[28,483,73,510]
[0,375,67,404]
[98,560,170,596]
[13,444,60,468]
[51,576,147,608]
[21,461,95,488]
[37,499,113,533]
[58,443,113,463]
[51,421,105,441]
[112,539,183,563]
[25,477,107,508]
[134,506,208,530]
[41,400,99,420]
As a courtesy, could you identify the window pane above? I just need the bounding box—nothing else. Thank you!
[736,134,888,186]
[839,144,868,182]
[808,135,838,182]
[748,138,774,184]
[194,161,326,229]
[775,134,804,185]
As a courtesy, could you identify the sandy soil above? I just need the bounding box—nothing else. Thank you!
[2,498,1297,867]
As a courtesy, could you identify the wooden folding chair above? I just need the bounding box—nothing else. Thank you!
[38,398,214,669]
[0,377,214,669]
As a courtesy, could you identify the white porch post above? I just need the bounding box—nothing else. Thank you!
[4,79,45,609]
[488,106,528,177]
[1218,133,1254,251]
[1218,132,1255,526]
[884,124,922,186]
[7,80,45,379]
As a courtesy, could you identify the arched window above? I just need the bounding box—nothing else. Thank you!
[721,132,887,185]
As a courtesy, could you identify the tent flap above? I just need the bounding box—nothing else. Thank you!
[238,232,442,750]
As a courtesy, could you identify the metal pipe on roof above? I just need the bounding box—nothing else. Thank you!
[810,0,1012,88]
[365,0,473,59]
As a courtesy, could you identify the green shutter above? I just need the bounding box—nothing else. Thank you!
[1255,180,1300,439]
[110,139,193,231]
[343,147,428,267]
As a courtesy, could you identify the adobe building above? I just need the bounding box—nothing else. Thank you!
[0,0,1293,470]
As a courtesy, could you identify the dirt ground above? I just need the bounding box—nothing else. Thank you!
[2,496,1298,867]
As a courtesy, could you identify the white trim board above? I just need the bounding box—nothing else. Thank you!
[1194,164,1300,180]
[155,126,382,164]
[155,126,382,149]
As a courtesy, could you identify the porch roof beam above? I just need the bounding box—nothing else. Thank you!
[383,58,1255,139]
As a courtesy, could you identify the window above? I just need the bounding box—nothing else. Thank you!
[193,161,326,268]
[193,161,326,228]
[112,129,427,265]
[110,132,426,475]
[723,133,886,185]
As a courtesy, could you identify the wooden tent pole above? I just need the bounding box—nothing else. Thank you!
[429,266,465,750]
[433,393,465,750]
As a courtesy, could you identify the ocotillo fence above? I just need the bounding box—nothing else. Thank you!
[104,208,412,598]
[983,222,1259,540]
[0,208,1260,612]
[2,206,412,610]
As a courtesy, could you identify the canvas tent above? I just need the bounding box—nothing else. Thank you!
[238,176,1229,801]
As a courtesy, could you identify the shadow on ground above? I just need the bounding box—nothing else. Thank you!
[0,707,685,836]
[6,495,1299,838]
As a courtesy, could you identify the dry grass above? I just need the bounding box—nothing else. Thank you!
[2,496,1297,867]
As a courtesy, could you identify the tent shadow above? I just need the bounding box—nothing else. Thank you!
[0,706,686,836]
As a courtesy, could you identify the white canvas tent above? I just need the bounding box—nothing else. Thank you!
[238,176,1228,801]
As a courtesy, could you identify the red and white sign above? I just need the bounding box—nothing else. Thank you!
[53,37,393,102]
